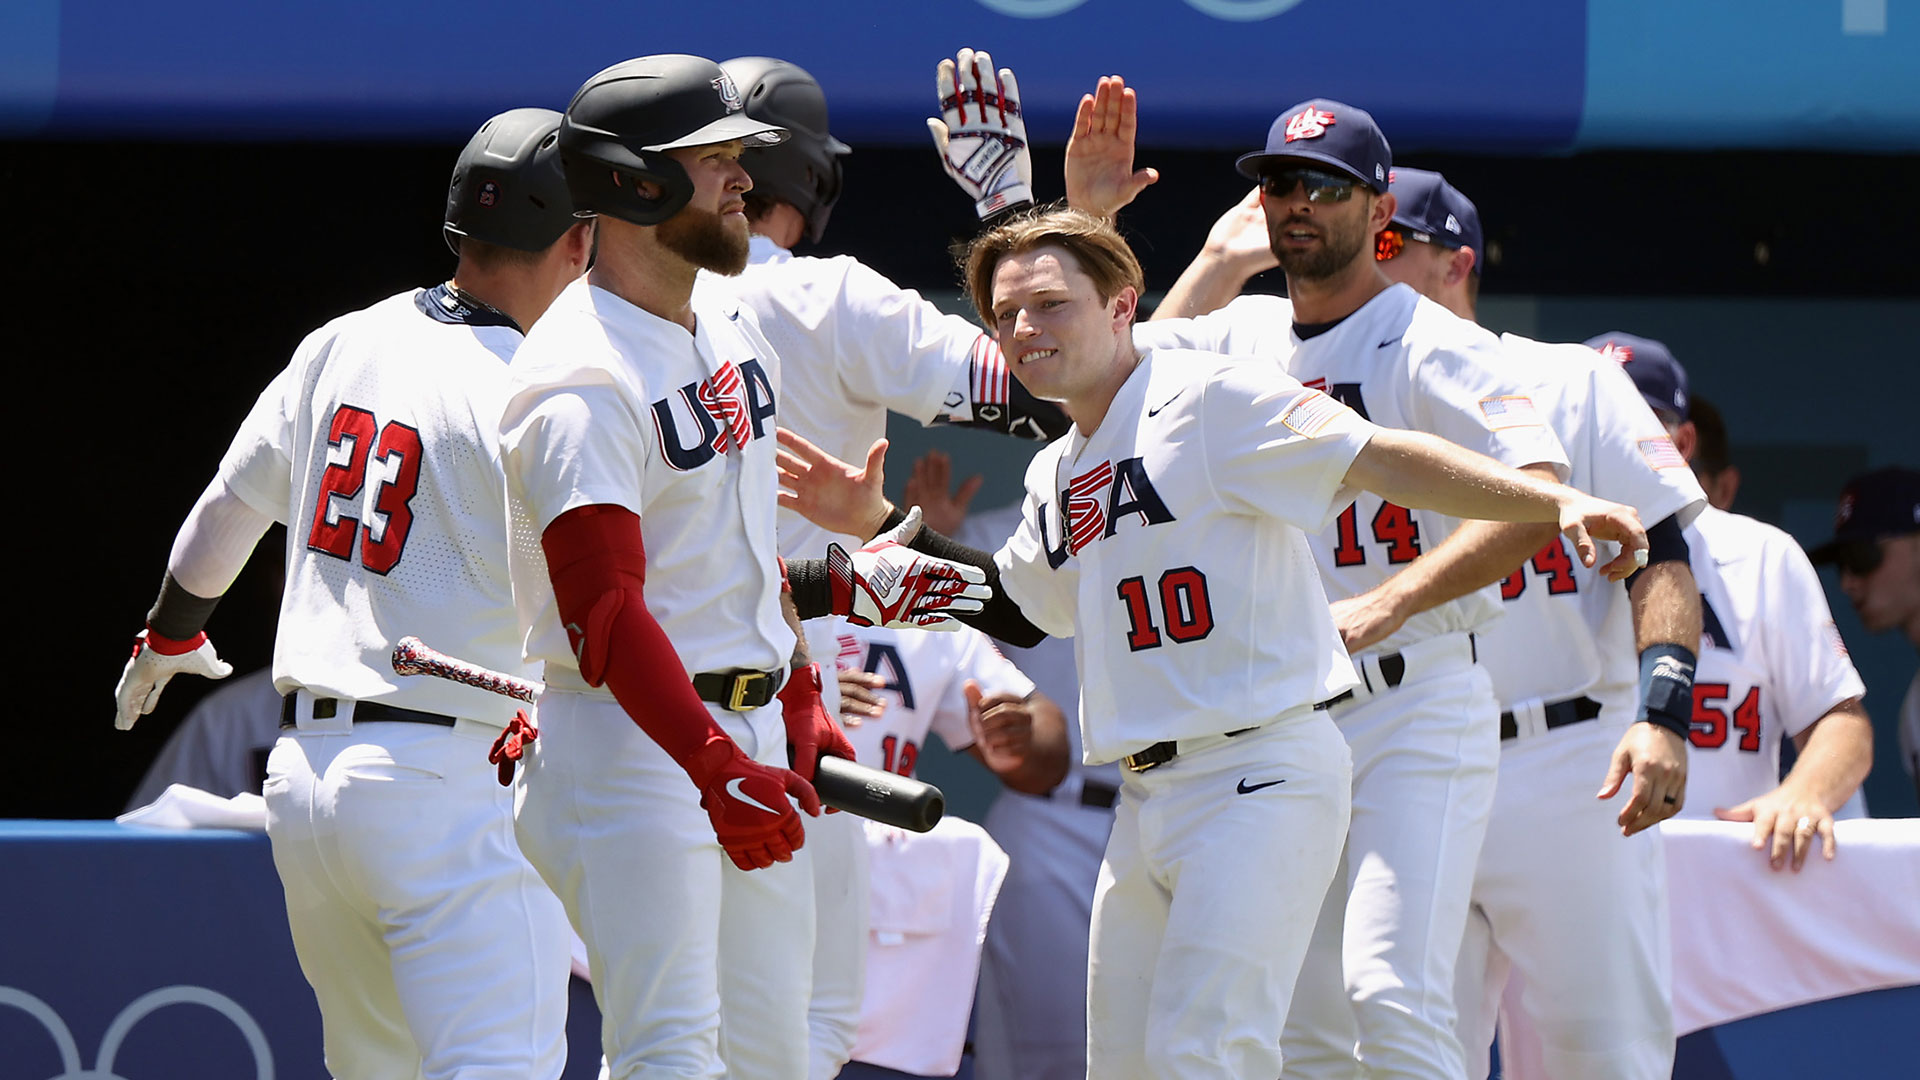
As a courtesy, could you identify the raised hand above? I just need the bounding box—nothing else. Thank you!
[777,428,893,541]
[1064,74,1159,220]
[929,47,1034,220]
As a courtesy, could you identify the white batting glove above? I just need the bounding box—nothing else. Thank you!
[928,47,1034,220]
[828,507,992,631]
[114,629,232,730]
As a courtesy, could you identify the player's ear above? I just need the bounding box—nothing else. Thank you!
[1109,285,1139,329]
[1447,246,1477,287]
[1671,420,1699,461]
[1371,191,1397,232]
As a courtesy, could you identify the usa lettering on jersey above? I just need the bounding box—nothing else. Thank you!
[1040,456,1177,564]
[650,357,775,471]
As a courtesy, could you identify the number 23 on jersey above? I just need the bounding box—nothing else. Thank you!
[307,403,422,574]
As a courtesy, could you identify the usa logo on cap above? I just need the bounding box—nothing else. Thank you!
[1284,108,1336,142]
[713,74,744,112]
[1597,341,1634,364]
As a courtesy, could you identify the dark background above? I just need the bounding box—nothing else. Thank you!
[8,140,1917,818]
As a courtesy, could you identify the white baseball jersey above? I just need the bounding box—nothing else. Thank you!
[1137,286,1568,653]
[721,235,1010,559]
[829,623,1034,775]
[994,348,1371,765]
[498,276,794,685]
[1477,335,1707,711]
[1679,505,1867,815]
[219,286,536,723]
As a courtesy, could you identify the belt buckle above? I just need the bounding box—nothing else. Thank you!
[728,672,767,712]
[1122,754,1155,773]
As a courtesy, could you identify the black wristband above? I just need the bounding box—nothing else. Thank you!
[147,572,222,641]
[787,558,834,621]
[1637,642,1696,740]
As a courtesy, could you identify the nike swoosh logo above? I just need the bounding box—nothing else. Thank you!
[1236,778,1286,794]
[1377,338,1400,349]
[1147,388,1186,417]
[726,776,780,815]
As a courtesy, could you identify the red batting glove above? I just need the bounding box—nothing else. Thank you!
[488,709,539,787]
[779,664,858,790]
[693,744,821,871]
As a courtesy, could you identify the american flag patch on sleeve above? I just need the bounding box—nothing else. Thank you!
[1477,395,1541,429]
[1282,390,1347,436]
[1636,436,1687,470]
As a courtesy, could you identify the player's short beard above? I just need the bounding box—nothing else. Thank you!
[657,204,750,276]
[1270,206,1371,283]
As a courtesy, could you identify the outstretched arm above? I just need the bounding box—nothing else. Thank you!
[1343,428,1648,580]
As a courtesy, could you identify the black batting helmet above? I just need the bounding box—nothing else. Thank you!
[560,54,788,227]
[443,108,576,256]
[721,57,851,244]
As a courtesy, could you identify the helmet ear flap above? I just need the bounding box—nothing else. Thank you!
[561,149,693,227]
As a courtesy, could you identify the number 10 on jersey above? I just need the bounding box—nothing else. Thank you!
[1117,567,1215,652]
[307,403,422,574]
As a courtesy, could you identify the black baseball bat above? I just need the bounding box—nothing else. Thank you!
[393,636,944,832]
[811,754,945,833]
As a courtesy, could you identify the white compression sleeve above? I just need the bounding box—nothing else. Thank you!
[166,476,276,599]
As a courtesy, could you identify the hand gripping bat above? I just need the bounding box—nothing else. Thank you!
[392,636,945,832]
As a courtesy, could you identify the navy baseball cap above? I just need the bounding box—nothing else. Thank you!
[1387,168,1483,273]
[1590,331,1689,421]
[1809,467,1920,566]
[1236,99,1391,193]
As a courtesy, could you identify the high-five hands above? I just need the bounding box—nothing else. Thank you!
[930,47,1033,220]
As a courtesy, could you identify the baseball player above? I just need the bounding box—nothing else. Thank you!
[494,55,988,1079]
[777,205,1652,1079]
[1612,346,1877,864]
[1076,89,1665,1078]
[1356,170,1708,1080]
[711,53,1072,1080]
[110,108,594,1079]
[829,619,1065,1077]
[1806,466,1920,805]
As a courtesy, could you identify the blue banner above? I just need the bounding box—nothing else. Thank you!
[3,1,1914,151]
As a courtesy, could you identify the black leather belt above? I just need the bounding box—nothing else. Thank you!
[280,695,458,730]
[1080,779,1119,809]
[1122,692,1352,773]
[691,669,781,712]
[1499,695,1602,741]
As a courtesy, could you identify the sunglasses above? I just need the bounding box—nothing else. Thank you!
[1832,540,1888,577]
[1259,167,1361,204]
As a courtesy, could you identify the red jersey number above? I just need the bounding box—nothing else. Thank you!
[305,404,423,574]
[1331,501,1423,567]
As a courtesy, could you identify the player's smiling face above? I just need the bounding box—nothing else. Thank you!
[990,245,1137,416]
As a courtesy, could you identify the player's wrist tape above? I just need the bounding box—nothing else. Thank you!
[1636,643,1696,740]
[146,572,221,642]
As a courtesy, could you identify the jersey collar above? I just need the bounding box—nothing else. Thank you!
[415,282,522,333]
[748,233,791,267]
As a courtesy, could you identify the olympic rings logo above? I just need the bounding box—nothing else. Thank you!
[1,985,274,1080]
[974,0,1310,20]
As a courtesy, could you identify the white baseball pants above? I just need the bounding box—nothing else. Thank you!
[1088,712,1351,1080]
[1282,651,1500,1080]
[513,690,815,1080]
[263,715,573,1080]
[1455,707,1673,1080]
[807,805,870,1080]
